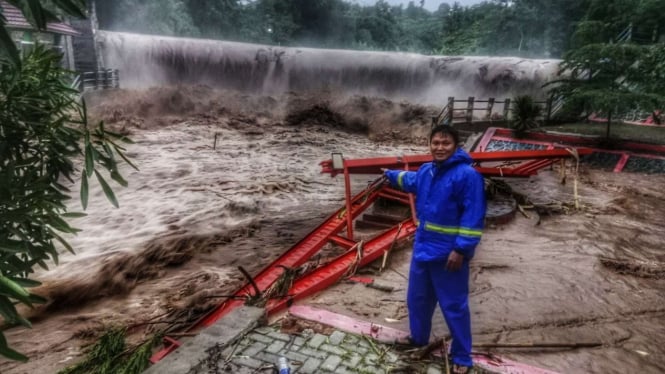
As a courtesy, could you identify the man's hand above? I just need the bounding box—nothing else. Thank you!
[446,250,464,271]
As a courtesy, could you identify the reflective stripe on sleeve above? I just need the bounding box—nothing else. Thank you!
[422,222,482,237]
[398,171,406,189]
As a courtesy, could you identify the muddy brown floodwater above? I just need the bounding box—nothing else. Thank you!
[1,86,664,374]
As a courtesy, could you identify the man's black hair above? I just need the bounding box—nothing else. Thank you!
[430,125,460,146]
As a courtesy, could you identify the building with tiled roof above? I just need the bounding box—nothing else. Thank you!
[1,0,79,68]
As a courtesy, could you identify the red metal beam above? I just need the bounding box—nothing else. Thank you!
[266,218,417,313]
[320,149,592,177]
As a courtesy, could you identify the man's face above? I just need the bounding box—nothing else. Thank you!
[430,132,456,162]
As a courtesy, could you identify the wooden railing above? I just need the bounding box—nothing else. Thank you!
[432,96,553,127]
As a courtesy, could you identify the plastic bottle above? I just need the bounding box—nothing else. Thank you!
[277,356,290,374]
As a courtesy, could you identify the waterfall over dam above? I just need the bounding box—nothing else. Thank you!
[98,31,560,105]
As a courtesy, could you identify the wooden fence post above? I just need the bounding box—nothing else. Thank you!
[466,96,474,123]
[503,98,511,121]
[447,96,455,124]
[487,98,495,120]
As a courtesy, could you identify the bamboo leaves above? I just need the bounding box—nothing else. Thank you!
[94,169,119,208]
[0,45,135,361]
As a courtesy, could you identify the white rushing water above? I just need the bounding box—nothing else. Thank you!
[98,31,560,105]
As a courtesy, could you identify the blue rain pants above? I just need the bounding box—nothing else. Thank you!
[407,258,472,367]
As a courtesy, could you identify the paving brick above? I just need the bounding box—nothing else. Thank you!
[267,330,293,342]
[298,346,328,359]
[343,333,360,345]
[333,366,356,374]
[306,333,328,349]
[253,326,274,335]
[319,343,347,356]
[341,343,368,354]
[292,336,307,347]
[231,356,264,369]
[357,365,385,374]
[328,330,346,345]
[248,332,274,344]
[357,337,372,349]
[384,351,401,363]
[341,352,363,368]
[241,341,267,357]
[363,353,380,366]
[283,349,310,364]
[265,340,286,354]
[255,351,280,366]
[320,354,342,372]
[299,357,323,374]
[286,344,301,353]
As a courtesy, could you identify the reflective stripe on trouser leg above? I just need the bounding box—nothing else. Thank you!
[407,259,438,346]
[429,260,473,367]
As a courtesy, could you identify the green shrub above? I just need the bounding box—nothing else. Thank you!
[510,95,542,137]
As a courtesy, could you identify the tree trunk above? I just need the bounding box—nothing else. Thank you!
[606,110,612,138]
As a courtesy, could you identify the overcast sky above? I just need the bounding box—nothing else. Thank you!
[351,0,486,12]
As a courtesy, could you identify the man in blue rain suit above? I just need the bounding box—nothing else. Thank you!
[384,125,486,374]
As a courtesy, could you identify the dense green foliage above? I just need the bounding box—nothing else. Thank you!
[93,0,665,57]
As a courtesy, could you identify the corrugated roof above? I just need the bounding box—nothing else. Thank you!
[1,1,79,36]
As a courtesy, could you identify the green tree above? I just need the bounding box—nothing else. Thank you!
[437,2,479,55]
[1,2,134,362]
[354,0,400,50]
[103,0,199,37]
[183,0,242,40]
[547,43,665,138]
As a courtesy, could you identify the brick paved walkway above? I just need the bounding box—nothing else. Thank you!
[220,324,448,373]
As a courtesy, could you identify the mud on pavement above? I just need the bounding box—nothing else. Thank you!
[0,86,663,374]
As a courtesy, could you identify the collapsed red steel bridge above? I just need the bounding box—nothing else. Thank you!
[150,147,591,363]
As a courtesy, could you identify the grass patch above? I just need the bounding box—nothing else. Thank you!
[538,122,665,145]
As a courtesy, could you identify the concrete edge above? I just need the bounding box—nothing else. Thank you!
[144,306,266,374]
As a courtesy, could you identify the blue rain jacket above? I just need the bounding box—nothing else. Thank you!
[385,148,486,260]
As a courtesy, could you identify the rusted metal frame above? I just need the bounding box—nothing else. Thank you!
[266,219,417,313]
